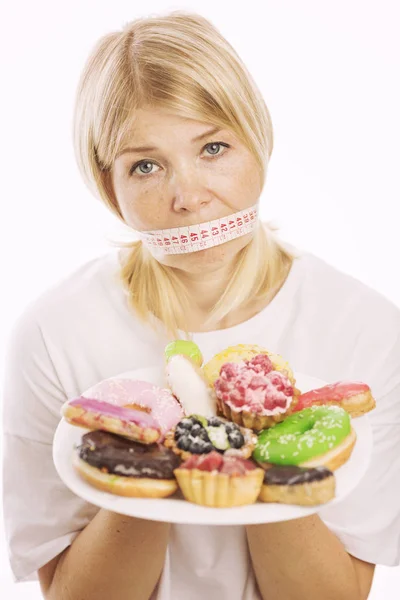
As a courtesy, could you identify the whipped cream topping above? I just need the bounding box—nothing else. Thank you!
[166,354,217,416]
[214,354,293,415]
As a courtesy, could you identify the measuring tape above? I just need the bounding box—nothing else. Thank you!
[135,203,259,255]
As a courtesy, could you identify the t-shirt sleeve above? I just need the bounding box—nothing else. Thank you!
[318,326,400,567]
[2,309,99,583]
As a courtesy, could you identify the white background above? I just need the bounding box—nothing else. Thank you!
[1,0,399,598]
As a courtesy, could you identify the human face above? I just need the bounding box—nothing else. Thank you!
[109,106,263,273]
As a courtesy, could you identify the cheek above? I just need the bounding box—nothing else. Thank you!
[217,154,262,199]
[116,185,168,231]
[234,159,262,194]
[111,167,165,228]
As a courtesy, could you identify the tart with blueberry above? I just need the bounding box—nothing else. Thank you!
[163,415,257,461]
[174,450,264,507]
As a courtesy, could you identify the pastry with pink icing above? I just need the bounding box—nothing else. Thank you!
[290,381,376,418]
[214,354,300,431]
[61,379,184,444]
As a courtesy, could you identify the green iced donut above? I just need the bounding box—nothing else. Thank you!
[253,405,351,466]
[164,340,203,367]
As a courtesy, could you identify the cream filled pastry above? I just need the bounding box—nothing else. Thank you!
[165,340,203,367]
[166,354,217,416]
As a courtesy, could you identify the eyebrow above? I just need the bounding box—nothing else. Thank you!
[116,126,223,159]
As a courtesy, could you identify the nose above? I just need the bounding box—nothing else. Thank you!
[170,168,212,213]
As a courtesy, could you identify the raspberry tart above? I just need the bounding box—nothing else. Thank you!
[174,451,264,507]
[203,344,295,387]
[214,354,300,431]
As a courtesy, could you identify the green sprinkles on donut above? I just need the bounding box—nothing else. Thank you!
[253,405,351,466]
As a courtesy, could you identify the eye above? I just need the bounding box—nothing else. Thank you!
[203,141,230,158]
[129,141,230,178]
[129,161,160,177]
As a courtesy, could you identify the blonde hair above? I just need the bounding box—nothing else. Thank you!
[73,10,296,338]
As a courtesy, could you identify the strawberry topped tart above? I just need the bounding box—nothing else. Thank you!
[174,450,264,507]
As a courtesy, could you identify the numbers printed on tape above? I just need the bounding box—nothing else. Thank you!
[138,203,259,254]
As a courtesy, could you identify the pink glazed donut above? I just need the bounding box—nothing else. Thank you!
[290,381,376,418]
[61,379,184,444]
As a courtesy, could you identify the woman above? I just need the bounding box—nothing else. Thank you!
[2,10,399,600]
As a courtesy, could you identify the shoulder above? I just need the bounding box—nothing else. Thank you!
[291,249,400,401]
[6,250,122,350]
[295,249,400,332]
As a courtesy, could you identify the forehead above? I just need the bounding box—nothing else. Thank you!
[121,106,223,144]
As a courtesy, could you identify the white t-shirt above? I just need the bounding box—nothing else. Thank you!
[2,245,400,599]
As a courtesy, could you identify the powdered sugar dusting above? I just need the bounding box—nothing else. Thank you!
[82,378,183,435]
[214,354,293,415]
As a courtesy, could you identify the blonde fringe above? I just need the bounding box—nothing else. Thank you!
[117,221,297,339]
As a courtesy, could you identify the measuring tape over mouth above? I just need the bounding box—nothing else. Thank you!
[135,203,259,255]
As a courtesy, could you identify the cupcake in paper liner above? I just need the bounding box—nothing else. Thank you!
[164,414,257,461]
[174,451,264,508]
[214,353,300,431]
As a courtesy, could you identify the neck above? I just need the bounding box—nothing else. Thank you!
[177,263,235,314]
[174,255,292,333]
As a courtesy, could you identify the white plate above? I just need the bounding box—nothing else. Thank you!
[53,371,373,525]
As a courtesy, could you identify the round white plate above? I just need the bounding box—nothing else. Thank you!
[53,372,373,525]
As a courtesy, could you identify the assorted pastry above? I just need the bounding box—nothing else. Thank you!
[290,381,376,417]
[62,378,184,443]
[60,341,375,508]
[164,414,257,460]
[73,429,181,498]
[174,451,264,508]
[213,351,299,430]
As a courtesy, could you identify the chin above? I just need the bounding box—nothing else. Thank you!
[154,233,254,274]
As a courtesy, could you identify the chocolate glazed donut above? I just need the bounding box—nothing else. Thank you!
[73,430,182,498]
[258,465,336,506]
[78,430,181,478]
